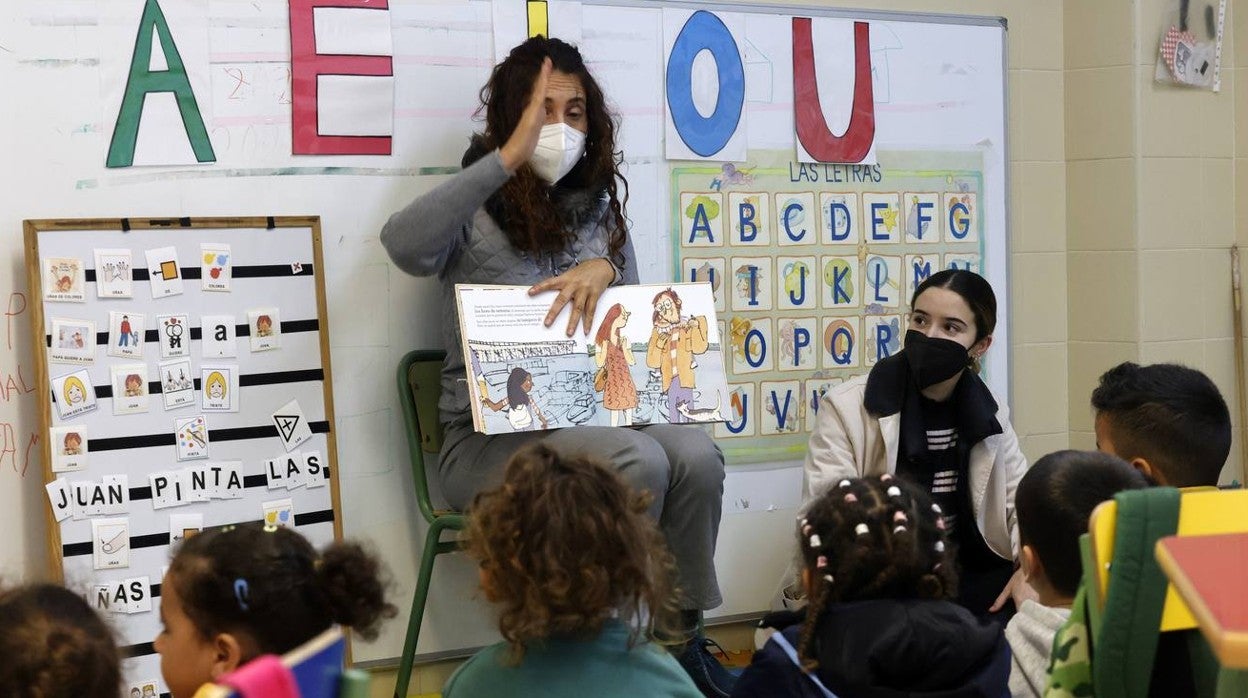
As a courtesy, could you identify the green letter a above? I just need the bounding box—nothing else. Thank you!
[106,0,216,167]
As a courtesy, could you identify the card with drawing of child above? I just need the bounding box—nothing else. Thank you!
[49,317,96,365]
[49,425,88,473]
[111,364,150,415]
[42,257,85,302]
[247,307,280,352]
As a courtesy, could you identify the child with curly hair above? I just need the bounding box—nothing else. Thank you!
[443,442,701,697]
[0,583,122,698]
[154,524,396,698]
[733,475,1009,697]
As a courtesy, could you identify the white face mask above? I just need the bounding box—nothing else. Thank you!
[529,122,586,183]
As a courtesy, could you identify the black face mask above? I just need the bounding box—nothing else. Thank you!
[904,330,970,388]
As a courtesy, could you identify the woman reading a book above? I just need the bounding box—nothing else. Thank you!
[380,36,733,696]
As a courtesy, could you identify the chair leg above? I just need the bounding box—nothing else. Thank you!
[394,526,444,698]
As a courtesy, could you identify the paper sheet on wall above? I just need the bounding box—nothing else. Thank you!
[579,6,663,159]
[742,13,795,153]
[662,9,748,162]
[389,0,493,165]
[313,6,394,56]
[98,0,214,167]
[317,75,395,137]
[492,0,582,62]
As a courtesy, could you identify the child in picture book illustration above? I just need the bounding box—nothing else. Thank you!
[485,367,549,431]
[593,303,639,427]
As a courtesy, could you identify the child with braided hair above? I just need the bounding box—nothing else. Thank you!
[732,475,1010,698]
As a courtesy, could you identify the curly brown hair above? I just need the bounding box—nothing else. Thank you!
[0,583,122,698]
[478,36,629,266]
[168,524,397,657]
[796,475,957,670]
[464,442,677,661]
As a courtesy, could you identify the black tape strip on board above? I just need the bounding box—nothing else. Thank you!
[81,263,316,284]
[46,319,319,346]
[57,368,322,401]
[88,420,330,452]
[64,510,336,558]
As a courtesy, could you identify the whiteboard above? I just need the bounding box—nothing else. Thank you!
[0,0,1008,667]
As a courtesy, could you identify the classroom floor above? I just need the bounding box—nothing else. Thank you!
[369,620,760,697]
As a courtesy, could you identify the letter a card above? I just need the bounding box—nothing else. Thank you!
[272,399,313,452]
[200,315,237,358]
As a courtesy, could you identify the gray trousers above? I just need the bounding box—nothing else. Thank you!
[439,419,725,610]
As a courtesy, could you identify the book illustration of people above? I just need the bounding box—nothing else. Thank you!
[458,283,728,435]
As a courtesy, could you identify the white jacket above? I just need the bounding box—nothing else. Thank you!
[803,374,1028,560]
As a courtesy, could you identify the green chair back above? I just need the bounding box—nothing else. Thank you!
[397,349,449,524]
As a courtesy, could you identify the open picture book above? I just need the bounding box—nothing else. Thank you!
[455,282,729,434]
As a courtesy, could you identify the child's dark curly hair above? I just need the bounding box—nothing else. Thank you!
[464,442,678,661]
[0,583,122,698]
[167,524,397,656]
[796,475,957,670]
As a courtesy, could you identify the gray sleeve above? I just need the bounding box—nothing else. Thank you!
[380,150,511,277]
[616,234,640,285]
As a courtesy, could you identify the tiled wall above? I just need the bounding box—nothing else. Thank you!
[1066,0,1244,482]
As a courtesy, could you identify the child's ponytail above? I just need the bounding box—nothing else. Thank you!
[317,541,397,641]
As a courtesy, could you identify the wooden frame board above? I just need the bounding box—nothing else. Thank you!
[25,216,344,691]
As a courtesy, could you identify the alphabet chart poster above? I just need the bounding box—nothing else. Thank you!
[25,217,342,693]
[673,149,1002,464]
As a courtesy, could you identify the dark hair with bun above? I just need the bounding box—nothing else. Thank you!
[168,524,396,655]
[796,475,956,669]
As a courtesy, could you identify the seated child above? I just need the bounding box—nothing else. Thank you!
[1091,362,1231,487]
[1008,449,1148,696]
[155,524,396,698]
[442,442,701,698]
[733,475,1009,698]
[0,582,122,698]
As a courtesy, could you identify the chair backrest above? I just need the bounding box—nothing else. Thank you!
[1088,488,1248,633]
[397,349,447,524]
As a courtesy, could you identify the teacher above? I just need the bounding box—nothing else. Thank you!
[804,269,1030,618]
[380,36,733,696]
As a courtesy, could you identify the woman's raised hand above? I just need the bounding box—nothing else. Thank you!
[499,58,552,173]
[529,257,616,337]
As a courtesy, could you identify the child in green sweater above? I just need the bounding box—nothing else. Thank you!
[443,442,701,698]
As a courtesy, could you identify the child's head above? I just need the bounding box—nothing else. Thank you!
[1016,450,1149,605]
[64,431,82,451]
[0,583,121,698]
[796,475,955,668]
[1091,362,1231,487]
[156,524,395,698]
[505,367,533,407]
[257,315,272,330]
[464,443,677,659]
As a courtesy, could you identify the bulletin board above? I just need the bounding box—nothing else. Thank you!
[25,217,342,695]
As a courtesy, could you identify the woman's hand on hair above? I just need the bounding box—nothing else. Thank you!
[530,257,616,336]
[499,58,553,174]
[989,567,1037,613]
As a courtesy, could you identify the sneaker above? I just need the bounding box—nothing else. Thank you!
[675,635,738,698]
